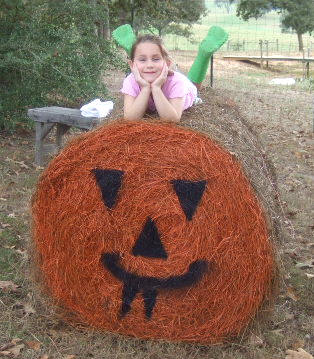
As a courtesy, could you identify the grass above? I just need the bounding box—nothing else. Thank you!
[164,0,314,55]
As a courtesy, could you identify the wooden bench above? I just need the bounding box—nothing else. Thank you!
[223,55,314,77]
[27,106,101,166]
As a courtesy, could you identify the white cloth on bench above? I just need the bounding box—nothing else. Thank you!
[80,99,114,118]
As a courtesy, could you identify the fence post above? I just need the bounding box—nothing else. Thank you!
[265,40,269,68]
[259,40,264,69]
[210,55,214,87]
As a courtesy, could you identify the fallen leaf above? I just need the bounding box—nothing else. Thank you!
[64,355,76,359]
[286,286,299,301]
[285,348,313,359]
[0,351,11,356]
[11,339,22,345]
[292,339,305,350]
[0,281,19,292]
[248,333,264,347]
[3,245,16,249]
[0,341,25,358]
[23,303,36,315]
[8,344,24,357]
[17,161,30,169]
[285,312,295,320]
[40,355,49,359]
[270,328,284,336]
[15,249,28,260]
[13,302,36,316]
[296,261,314,270]
[25,341,41,350]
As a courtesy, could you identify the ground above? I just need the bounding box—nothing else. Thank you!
[0,57,313,359]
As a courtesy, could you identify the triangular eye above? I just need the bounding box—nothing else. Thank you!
[92,169,124,209]
[171,179,207,220]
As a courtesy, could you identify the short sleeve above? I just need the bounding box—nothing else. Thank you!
[162,72,197,110]
[120,73,140,98]
[165,72,197,99]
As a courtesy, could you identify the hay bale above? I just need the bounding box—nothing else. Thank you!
[32,87,280,344]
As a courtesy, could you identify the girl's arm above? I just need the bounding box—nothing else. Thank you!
[151,87,184,123]
[124,63,151,121]
[123,88,151,121]
[151,64,185,123]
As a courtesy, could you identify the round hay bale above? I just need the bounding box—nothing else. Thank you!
[32,89,280,344]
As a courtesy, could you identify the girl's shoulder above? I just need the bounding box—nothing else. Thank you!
[166,71,196,89]
[121,72,140,96]
[124,72,136,82]
[168,71,193,83]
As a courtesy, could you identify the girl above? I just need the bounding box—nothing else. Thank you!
[121,34,197,122]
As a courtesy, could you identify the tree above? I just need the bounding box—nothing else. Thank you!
[215,0,233,14]
[232,0,314,51]
[109,0,207,37]
[274,0,314,51]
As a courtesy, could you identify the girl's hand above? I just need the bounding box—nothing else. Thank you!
[131,63,150,89]
[152,62,169,88]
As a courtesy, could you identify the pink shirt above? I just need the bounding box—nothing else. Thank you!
[120,71,197,112]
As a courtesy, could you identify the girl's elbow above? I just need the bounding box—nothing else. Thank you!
[124,112,142,121]
[172,111,182,123]
[171,115,181,123]
[161,114,181,123]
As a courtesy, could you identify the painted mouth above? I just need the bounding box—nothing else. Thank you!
[101,252,209,319]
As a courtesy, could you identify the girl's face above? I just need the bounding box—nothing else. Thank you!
[131,42,167,83]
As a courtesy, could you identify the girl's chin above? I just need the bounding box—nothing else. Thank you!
[142,74,160,83]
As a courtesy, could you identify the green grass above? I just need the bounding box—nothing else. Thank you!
[0,213,28,282]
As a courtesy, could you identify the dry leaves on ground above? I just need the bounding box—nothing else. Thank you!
[0,281,19,292]
[13,302,36,316]
[286,286,299,301]
[25,340,41,350]
[286,348,313,359]
[0,339,24,358]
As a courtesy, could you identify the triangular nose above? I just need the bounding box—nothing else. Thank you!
[132,217,168,259]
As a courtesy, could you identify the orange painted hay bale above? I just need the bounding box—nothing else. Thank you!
[32,120,275,344]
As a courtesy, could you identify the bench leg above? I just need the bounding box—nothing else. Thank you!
[35,122,44,166]
[56,123,70,151]
[34,122,54,166]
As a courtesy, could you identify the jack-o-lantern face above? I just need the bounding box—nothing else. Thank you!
[95,169,209,319]
[32,121,274,344]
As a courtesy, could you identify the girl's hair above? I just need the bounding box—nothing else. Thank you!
[130,34,171,63]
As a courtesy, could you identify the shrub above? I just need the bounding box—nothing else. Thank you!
[0,0,125,132]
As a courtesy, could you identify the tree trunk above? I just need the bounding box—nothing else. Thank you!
[103,0,110,40]
[297,32,304,52]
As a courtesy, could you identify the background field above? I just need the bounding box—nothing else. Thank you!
[165,0,314,55]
